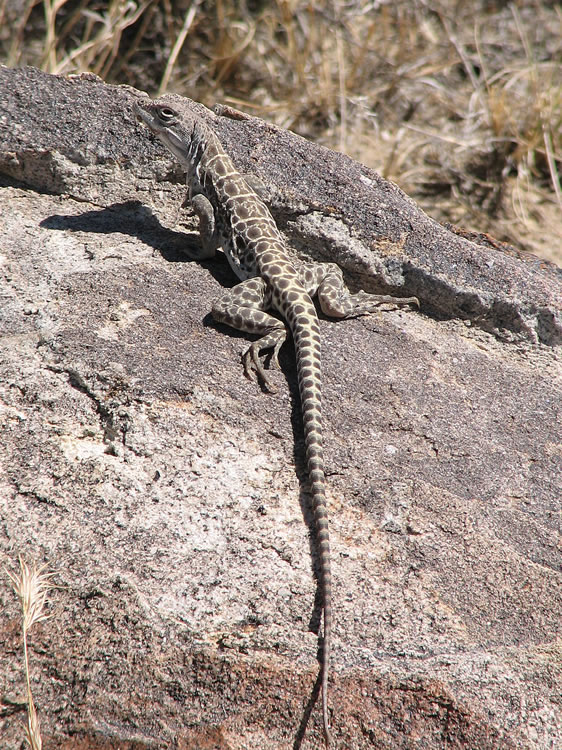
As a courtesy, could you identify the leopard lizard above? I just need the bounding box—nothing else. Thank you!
[134,93,418,745]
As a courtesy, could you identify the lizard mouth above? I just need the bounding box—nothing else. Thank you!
[133,99,191,164]
[133,99,158,132]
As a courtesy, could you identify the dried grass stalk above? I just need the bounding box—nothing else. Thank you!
[6,557,55,750]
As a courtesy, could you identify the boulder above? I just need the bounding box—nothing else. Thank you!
[1,65,560,749]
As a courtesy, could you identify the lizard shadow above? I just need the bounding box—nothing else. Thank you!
[41,198,327,574]
[39,200,235,288]
[42,198,330,742]
[41,200,187,253]
[292,669,323,749]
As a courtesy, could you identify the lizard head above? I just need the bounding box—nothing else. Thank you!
[134,94,200,165]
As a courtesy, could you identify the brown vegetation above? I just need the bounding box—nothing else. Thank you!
[6,557,56,750]
[0,1,560,259]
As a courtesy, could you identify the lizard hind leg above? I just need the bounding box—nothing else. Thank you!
[211,277,287,392]
[301,262,419,318]
[242,329,286,391]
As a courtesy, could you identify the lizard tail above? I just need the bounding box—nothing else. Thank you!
[290,310,333,746]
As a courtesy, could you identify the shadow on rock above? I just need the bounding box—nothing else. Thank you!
[40,200,199,263]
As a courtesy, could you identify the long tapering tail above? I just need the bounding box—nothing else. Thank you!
[291,308,332,746]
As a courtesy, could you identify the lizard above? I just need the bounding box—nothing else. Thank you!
[133,93,418,745]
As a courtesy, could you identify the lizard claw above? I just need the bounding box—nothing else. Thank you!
[269,339,284,369]
[242,346,277,393]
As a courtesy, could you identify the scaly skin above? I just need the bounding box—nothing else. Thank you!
[134,94,418,745]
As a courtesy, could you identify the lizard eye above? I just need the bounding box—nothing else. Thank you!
[158,107,176,122]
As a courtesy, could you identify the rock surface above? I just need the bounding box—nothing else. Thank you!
[0,66,561,749]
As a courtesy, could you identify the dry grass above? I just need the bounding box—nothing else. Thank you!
[5,557,55,750]
[0,0,560,263]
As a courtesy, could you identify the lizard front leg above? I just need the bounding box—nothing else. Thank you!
[185,191,220,259]
[212,277,287,392]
